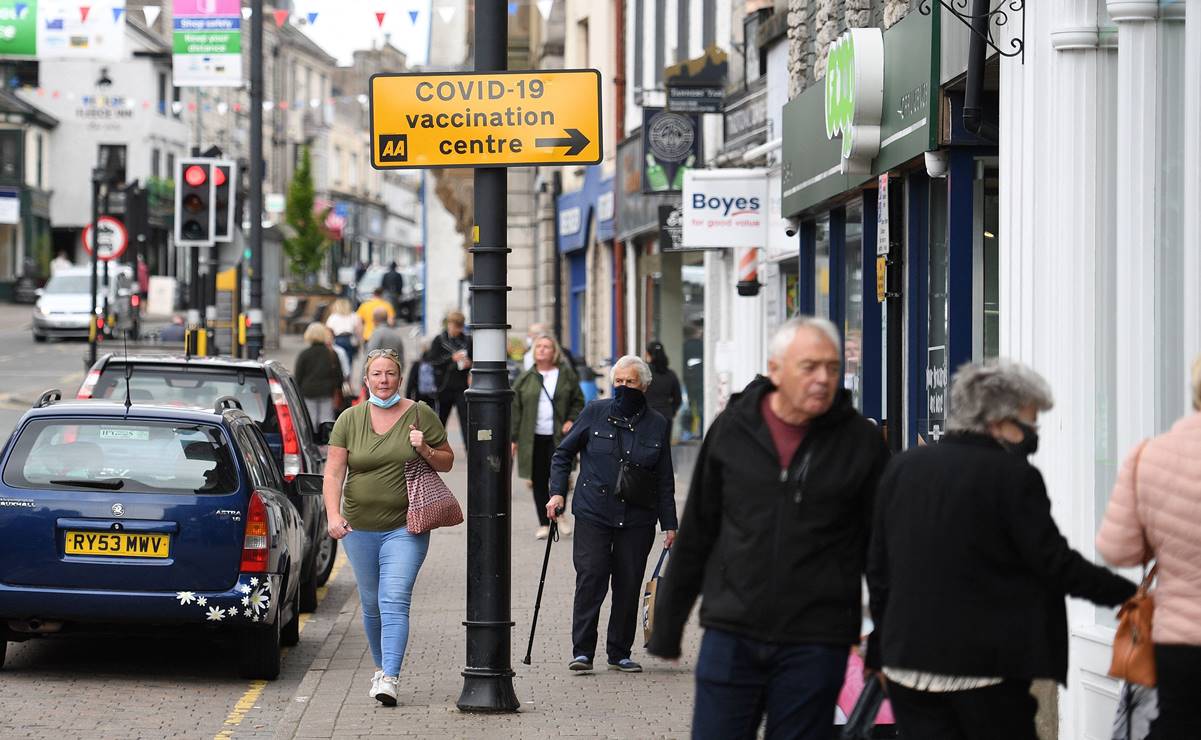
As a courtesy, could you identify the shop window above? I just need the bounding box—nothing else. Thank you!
[0,131,21,184]
[980,163,999,360]
[814,214,830,319]
[782,260,800,319]
[681,251,705,440]
[927,180,949,441]
[844,202,864,411]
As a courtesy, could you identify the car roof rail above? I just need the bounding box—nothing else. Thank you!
[214,396,244,413]
[35,389,62,408]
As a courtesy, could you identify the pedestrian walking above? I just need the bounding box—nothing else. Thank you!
[365,307,406,367]
[646,316,889,740]
[1097,355,1201,739]
[321,348,454,707]
[326,298,363,370]
[293,323,344,425]
[547,355,677,675]
[382,262,404,314]
[522,322,549,370]
[644,341,682,430]
[866,359,1137,740]
[511,334,585,540]
[426,311,472,448]
[357,288,395,342]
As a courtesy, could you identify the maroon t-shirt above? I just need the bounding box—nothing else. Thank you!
[761,393,808,469]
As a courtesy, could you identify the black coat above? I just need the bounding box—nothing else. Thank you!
[645,367,682,423]
[426,331,472,393]
[647,376,890,658]
[549,398,677,531]
[293,343,343,399]
[865,432,1137,684]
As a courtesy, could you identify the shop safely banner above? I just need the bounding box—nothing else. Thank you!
[0,0,126,60]
[682,168,769,249]
[172,0,241,87]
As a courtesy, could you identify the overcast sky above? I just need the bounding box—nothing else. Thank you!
[295,0,433,67]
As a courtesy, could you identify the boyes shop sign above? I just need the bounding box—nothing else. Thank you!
[682,169,770,249]
[782,10,938,217]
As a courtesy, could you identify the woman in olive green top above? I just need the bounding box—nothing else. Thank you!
[510,334,585,540]
[322,348,454,707]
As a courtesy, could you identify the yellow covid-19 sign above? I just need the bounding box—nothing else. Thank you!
[369,69,603,169]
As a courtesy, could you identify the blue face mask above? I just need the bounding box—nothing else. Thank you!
[368,392,402,408]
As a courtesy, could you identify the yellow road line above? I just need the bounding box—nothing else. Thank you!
[213,551,347,739]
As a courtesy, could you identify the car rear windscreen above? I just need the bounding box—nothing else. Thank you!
[3,419,239,495]
[92,365,274,426]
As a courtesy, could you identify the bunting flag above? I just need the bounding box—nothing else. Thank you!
[171,100,183,114]
[537,0,553,21]
[507,2,517,15]
[306,11,318,24]
[408,9,418,24]
[374,11,385,27]
[241,6,252,19]
[142,5,159,25]
[273,9,289,26]
[79,5,90,21]
[436,6,454,22]
[112,7,123,22]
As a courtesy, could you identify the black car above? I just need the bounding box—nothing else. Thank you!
[77,355,335,611]
[0,394,320,679]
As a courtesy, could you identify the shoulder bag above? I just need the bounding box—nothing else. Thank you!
[607,413,660,510]
[404,456,464,534]
[1108,440,1157,688]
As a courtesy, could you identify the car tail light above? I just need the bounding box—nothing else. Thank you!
[268,378,301,480]
[241,491,270,573]
[131,294,140,308]
[77,369,101,399]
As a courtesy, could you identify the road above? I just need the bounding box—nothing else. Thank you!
[0,303,93,431]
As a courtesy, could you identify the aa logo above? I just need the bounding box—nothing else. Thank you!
[378,134,408,163]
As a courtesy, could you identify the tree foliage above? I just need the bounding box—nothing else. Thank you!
[283,146,330,281]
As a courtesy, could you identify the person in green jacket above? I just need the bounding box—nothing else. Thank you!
[511,333,585,539]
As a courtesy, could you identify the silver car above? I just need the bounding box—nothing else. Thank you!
[32,265,136,342]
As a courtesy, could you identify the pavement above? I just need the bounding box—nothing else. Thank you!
[261,329,706,739]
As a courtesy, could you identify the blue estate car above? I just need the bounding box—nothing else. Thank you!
[0,392,321,679]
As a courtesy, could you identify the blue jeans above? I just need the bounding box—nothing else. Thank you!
[341,527,430,676]
[692,629,847,740]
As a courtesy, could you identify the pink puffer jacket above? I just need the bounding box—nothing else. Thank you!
[1097,413,1201,645]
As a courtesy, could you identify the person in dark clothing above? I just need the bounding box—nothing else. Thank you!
[643,341,682,430]
[647,316,890,740]
[865,360,1137,740]
[425,311,472,448]
[547,355,678,675]
[294,322,345,425]
[511,334,585,540]
[381,262,404,313]
[404,343,439,408]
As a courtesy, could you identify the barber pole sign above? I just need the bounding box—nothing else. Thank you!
[736,247,760,297]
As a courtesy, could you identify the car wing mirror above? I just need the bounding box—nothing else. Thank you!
[293,472,324,496]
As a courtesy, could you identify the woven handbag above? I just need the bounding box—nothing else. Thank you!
[404,457,463,534]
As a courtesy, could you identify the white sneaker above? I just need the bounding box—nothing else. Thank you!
[535,525,550,540]
[367,669,383,699]
[374,675,398,706]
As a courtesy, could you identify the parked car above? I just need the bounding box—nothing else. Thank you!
[0,392,320,679]
[77,355,335,611]
[31,264,138,343]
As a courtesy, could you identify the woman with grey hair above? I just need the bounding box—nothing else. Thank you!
[866,359,1136,739]
[544,354,678,674]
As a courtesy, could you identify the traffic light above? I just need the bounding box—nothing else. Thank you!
[174,159,215,246]
[213,160,237,243]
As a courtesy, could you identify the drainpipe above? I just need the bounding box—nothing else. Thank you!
[962,0,999,141]
[613,0,627,359]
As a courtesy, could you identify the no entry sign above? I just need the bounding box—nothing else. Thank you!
[82,216,129,261]
[369,69,603,169]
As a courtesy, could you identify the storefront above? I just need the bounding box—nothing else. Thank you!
[781,10,997,447]
[557,165,615,366]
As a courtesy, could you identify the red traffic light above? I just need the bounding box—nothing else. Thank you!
[213,167,227,187]
[184,165,207,187]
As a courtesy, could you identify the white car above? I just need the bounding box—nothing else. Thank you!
[32,264,136,342]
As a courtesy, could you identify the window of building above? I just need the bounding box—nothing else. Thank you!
[844,201,864,411]
[166,152,176,182]
[151,148,161,179]
[172,84,181,119]
[814,214,830,319]
[0,131,22,184]
[35,133,43,189]
[157,72,168,115]
[98,144,127,184]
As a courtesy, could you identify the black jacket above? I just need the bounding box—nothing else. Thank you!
[865,432,1137,684]
[293,343,343,399]
[549,398,677,531]
[647,376,889,658]
[426,331,472,393]
[645,367,682,423]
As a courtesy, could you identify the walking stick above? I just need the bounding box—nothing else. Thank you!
[522,510,560,665]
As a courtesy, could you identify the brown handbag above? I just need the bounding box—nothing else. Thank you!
[1108,564,1157,687]
[1107,439,1157,686]
[404,457,464,535]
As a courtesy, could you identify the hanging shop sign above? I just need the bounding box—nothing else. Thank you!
[667,85,723,113]
[682,168,769,249]
[172,0,242,88]
[664,46,728,114]
[370,69,603,169]
[642,107,701,194]
[0,0,37,58]
[658,203,683,252]
[782,10,937,217]
[824,28,884,175]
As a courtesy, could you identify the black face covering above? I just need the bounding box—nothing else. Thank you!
[613,385,646,417]
[1004,420,1040,457]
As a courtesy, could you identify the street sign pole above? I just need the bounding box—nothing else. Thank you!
[246,0,265,360]
[87,168,103,370]
[456,0,519,713]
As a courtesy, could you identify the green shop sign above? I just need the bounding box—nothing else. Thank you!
[0,0,37,58]
[783,10,939,217]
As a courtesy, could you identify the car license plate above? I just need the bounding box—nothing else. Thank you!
[64,531,170,558]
